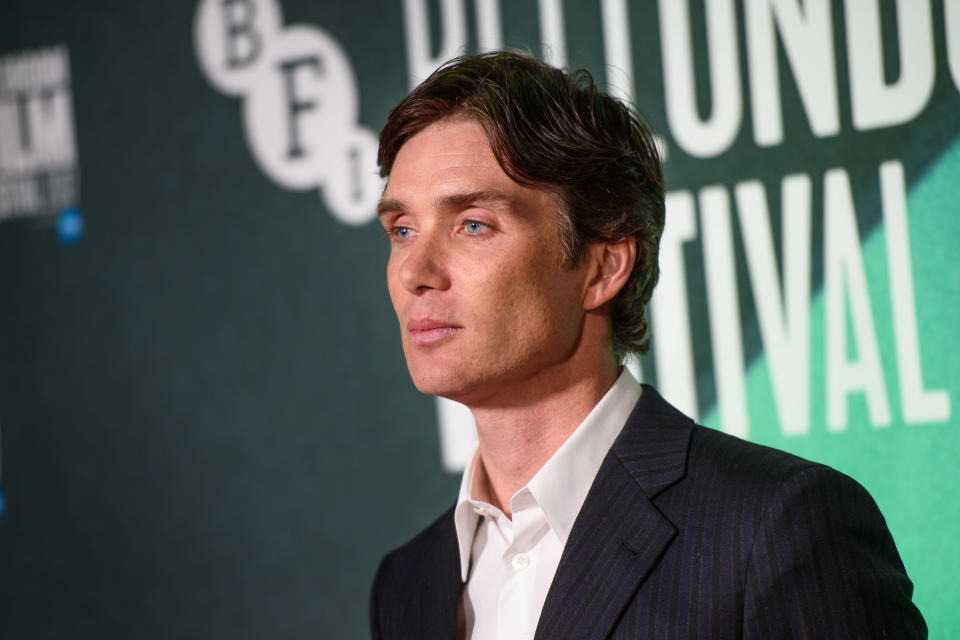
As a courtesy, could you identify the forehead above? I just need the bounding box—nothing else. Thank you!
[386,117,497,184]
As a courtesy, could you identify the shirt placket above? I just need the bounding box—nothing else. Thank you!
[496,492,550,640]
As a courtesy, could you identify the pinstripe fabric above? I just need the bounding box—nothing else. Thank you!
[370,508,461,640]
[370,386,926,639]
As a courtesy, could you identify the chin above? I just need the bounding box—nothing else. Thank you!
[407,364,477,401]
[410,374,463,399]
[404,351,465,395]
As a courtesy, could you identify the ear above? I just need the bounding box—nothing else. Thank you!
[582,237,636,311]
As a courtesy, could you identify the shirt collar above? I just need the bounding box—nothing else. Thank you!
[453,369,642,581]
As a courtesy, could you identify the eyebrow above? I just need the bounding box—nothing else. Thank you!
[377,189,517,219]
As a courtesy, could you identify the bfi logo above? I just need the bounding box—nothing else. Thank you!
[193,0,383,226]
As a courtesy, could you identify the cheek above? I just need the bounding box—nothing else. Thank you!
[386,263,405,318]
[527,265,586,334]
[491,262,576,333]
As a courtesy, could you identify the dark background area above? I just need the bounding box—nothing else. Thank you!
[1,1,957,637]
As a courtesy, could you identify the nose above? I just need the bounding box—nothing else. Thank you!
[397,231,451,293]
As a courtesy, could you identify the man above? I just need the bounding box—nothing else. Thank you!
[370,52,926,639]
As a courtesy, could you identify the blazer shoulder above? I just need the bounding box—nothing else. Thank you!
[685,422,836,489]
[370,506,460,639]
[667,426,926,636]
[665,421,888,534]
[374,505,457,588]
[627,385,835,495]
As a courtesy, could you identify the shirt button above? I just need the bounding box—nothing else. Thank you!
[511,554,530,571]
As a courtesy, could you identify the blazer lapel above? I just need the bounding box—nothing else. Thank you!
[535,386,694,639]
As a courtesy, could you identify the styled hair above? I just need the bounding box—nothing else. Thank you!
[378,51,665,357]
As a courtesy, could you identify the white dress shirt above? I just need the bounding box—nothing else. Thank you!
[453,369,642,640]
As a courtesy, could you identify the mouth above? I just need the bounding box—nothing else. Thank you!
[407,318,463,346]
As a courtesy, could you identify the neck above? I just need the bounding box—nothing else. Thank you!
[467,353,620,518]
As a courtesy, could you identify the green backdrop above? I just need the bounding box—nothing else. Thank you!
[1,1,957,638]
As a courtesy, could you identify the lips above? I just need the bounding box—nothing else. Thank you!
[407,318,463,345]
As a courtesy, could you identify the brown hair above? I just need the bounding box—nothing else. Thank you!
[379,51,665,358]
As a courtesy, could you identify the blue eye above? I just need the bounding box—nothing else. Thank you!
[465,221,487,235]
[395,226,411,240]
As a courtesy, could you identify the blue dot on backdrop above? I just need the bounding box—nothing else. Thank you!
[57,207,84,244]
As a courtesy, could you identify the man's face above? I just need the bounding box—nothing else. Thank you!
[378,117,594,406]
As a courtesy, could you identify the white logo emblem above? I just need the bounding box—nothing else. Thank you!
[194,0,382,226]
[0,46,79,224]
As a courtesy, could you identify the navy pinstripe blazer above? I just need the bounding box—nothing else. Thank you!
[370,385,926,639]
